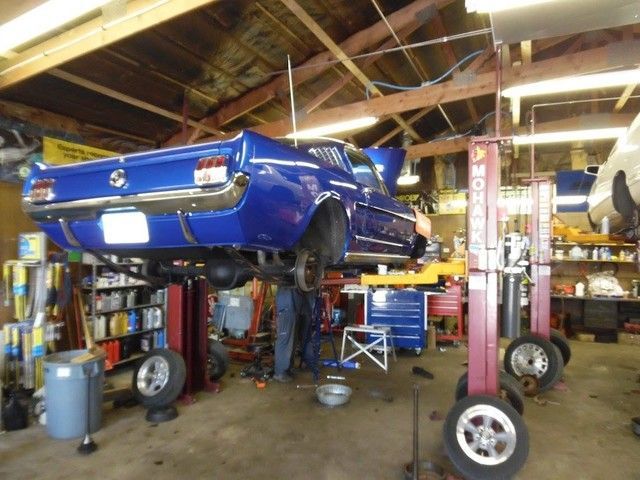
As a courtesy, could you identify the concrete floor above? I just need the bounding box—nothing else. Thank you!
[0,340,639,480]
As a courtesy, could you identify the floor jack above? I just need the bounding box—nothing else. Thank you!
[167,278,221,407]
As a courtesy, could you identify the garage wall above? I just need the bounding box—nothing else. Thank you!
[0,182,37,325]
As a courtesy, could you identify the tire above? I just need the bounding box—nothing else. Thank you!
[207,339,229,381]
[455,371,525,415]
[294,249,324,292]
[504,334,564,393]
[443,395,529,480]
[550,329,571,366]
[132,349,186,408]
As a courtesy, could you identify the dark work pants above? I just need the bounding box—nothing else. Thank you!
[274,286,315,376]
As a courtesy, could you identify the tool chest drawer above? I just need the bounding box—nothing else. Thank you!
[365,289,427,349]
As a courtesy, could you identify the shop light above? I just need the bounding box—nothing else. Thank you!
[396,174,420,186]
[513,127,627,145]
[286,116,378,139]
[554,195,588,206]
[503,69,640,98]
[465,0,553,13]
[0,0,112,56]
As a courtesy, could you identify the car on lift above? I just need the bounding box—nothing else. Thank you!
[588,111,640,238]
[23,130,429,291]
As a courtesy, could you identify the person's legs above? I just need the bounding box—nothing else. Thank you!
[297,290,318,368]
[273,287,296,381]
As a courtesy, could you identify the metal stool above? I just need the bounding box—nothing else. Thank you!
[340,325,397,373]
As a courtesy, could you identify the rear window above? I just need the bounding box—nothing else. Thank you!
[307,146,345,169]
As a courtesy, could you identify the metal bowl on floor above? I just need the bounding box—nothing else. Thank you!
[632,416,640,437]
[316,384,352,407]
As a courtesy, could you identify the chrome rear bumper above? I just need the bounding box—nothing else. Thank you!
[23,173,249,222]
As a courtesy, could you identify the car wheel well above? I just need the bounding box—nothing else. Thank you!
[612,170,636,221]
[298,199,349,264]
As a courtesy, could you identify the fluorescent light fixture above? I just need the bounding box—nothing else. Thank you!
[396,174,420,186]
[466,0,553,13]
[503,69,640,98]
[554,195,588,206]
[0,0,111,55]
[286,116,378,139]
[513,127,627,145]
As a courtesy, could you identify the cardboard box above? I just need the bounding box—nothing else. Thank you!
[575,333,595,342]
[618,332,640,346]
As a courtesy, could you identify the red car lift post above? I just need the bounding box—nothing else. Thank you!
[167,278,219,404]
[466,138,501,397]
[527,179,553,340]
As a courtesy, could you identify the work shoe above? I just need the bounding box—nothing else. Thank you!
[272,372,293,383]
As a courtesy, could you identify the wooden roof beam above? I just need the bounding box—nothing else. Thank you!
[49,69,223,136]
[614,27,637,113]
[405,137,469,159]
[405,113,636,160]
[280,0,422,141]
[303,20,422,114]
[164,0,450,145]
[432,12,479,122]
[197,41,640,142]
[372,47,494,147]
[0,0,219,90]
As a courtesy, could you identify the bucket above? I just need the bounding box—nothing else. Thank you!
[43,350,104,439]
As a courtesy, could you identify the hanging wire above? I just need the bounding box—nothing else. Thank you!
[364,50,484,99]
[267,27,492,76]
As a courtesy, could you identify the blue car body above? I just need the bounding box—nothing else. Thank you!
[23,131,421,287]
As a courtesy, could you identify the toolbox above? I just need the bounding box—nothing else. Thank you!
[365,289,427,350]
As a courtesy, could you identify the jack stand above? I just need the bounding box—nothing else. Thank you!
[145,405,178,423]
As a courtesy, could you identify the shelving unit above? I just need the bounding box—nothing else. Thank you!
[550,240,640,337]
[81,257,167,367]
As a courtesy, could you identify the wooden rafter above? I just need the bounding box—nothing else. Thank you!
[164,0,449,145]
[405,113,636,160]
[280,0,422,141]
[303,21,422,114]
[0,0,219,90]
[431,12,479,122]
[195,41,640,142]
[614,27,637,113]
[48,69,223,136]
[371,46,494,147]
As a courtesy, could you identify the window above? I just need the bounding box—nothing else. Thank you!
[346,149,387,194]
[307,146,344,169]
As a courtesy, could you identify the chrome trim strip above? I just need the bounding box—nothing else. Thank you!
[343,251,410,264]
[58,218,81,247]
[366,204,416,222]
[355,235,405,248]
[23,172,249,222]
[177,210,198,245]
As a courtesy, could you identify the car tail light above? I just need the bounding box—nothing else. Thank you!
[29,178,56,202]
[194,155,229,186]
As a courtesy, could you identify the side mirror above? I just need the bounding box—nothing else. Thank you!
[584,165,599,176]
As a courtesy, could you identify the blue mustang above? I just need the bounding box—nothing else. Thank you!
[23,131,428,290]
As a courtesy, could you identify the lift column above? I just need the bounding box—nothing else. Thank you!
[528,179,553,339]
[466,138,501,396]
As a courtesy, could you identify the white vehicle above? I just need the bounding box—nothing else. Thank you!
[587,112,640,238]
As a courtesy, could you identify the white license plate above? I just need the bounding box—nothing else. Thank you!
[102,211,149,244]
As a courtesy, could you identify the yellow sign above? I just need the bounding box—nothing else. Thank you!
[438,190,467,214]
[43,137,115,165]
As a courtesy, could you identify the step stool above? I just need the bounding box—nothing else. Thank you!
[340,325,397,373]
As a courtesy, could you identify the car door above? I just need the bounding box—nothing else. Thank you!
[346,149,415,254]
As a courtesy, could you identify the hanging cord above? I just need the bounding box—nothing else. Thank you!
[365,50,484,99]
